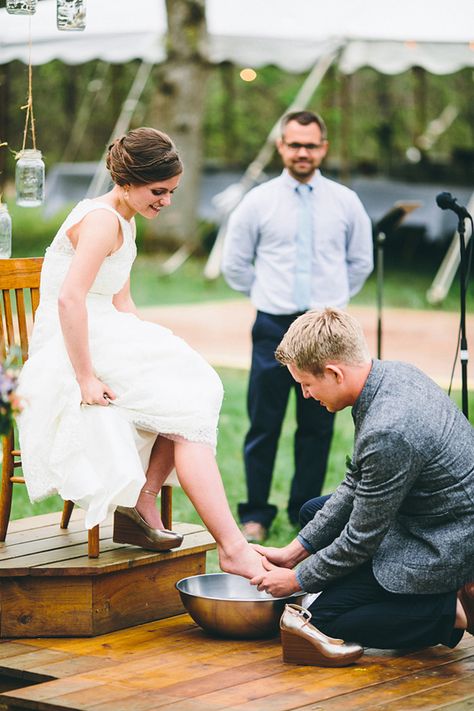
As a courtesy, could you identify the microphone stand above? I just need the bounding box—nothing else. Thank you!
[376,229,386,359]
[374,201,421,359]
[457,214,469,418]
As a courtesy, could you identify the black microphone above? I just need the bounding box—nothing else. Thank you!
[436,192,469,219]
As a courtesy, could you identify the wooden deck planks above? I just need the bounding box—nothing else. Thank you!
[0,625,473,710]
[0,516,212,578]
[0,514,472,709]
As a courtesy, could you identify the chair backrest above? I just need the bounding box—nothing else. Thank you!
[0,258,43,363]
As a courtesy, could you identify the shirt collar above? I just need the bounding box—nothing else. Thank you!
[281,169,321,191]
[352,359,385,421]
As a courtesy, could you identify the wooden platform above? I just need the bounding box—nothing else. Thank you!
[0,511,215,638]
[0,613,472,710]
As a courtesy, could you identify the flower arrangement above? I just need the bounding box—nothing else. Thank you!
[0,351,21,436]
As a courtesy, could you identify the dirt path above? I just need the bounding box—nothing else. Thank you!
[141,300,474,389]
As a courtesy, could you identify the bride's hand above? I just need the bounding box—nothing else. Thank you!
[78,376,117,406]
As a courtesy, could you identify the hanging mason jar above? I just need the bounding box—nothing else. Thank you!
[0,204,12,259]
[6,0,37,14]
[15,149,45,208]
[57,0,86,31]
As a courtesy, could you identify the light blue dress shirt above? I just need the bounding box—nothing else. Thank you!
[222,169,374,315]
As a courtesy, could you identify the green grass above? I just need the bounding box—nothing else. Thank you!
[130,255,241,306]
[10,368,473,572]
[130,256,473,312]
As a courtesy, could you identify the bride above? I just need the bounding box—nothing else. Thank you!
[18,126,264,579]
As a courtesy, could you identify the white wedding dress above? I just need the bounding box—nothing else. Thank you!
[18,200,223,528]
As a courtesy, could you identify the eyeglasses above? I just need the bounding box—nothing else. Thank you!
[282,141,326,151]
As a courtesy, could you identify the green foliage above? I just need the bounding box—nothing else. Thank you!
[1,56,472,187]
[7,201,70,257]
[203,63,473,179]
[1,59,152,185]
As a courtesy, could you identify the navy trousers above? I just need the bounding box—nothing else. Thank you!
[238,311,335,528]
[299,496,463,650]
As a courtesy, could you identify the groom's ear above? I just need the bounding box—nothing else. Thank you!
[324,364,344,384]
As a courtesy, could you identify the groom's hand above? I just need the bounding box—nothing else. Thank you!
[251,557,302,598]
[252,544,294,568]
[252,538,309,569]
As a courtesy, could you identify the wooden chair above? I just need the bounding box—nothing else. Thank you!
[0,257,173,558]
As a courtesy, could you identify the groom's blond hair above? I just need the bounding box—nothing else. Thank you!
[275,308,370,376]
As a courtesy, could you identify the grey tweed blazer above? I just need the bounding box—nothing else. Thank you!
[297,359,474,594]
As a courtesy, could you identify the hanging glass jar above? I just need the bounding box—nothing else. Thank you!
[15,149,45,208]
[0,204,12,259]
[57,0,86,31]
[6,0,37,14]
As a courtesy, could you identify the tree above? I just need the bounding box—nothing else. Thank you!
[149,0,210,247]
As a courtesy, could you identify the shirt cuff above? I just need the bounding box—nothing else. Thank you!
[297,533,314,553]
[295,567,305,590]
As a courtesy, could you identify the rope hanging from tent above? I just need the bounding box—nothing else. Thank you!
[19,18,37,153]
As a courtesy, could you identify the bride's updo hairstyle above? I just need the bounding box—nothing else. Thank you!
[106,127,183,186]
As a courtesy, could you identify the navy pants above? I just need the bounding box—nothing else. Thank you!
[238,311,335,529]
[299,496,463,650]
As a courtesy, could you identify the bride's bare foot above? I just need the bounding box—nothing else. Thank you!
[218,539,266,579]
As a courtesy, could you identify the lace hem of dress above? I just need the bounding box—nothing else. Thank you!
[25,477,60,504]
[129,413,217,450]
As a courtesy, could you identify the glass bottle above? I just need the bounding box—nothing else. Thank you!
[15,149,45,208]
[57,0,86,31]
[0,205,12,259]
[6,0,37,14]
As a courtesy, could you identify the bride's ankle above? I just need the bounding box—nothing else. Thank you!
[217,537,248,559]
[217,539,263,578]
[141,487,159,498]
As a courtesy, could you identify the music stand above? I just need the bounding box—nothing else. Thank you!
[375,201,421,359]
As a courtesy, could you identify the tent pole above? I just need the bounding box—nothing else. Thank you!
[203,45,342,280]
[339,71,352,183]
[86,59,155,198]
[62,62,111,163]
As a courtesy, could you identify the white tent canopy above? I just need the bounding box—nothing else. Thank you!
[1,0,473,74]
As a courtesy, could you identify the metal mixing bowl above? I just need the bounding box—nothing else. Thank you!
[176,573,305,639]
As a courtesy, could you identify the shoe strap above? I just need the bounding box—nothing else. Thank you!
[288,604,312,626]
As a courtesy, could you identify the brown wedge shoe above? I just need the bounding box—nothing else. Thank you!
[280,604,364,667]
[113,506,183,551]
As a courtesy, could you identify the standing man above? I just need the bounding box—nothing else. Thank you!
[222,111,373,542]
[251,308,474,653]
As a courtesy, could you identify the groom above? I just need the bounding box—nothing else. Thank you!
[251,307,474,650]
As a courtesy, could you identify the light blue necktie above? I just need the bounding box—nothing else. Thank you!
[293,183,313,311]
